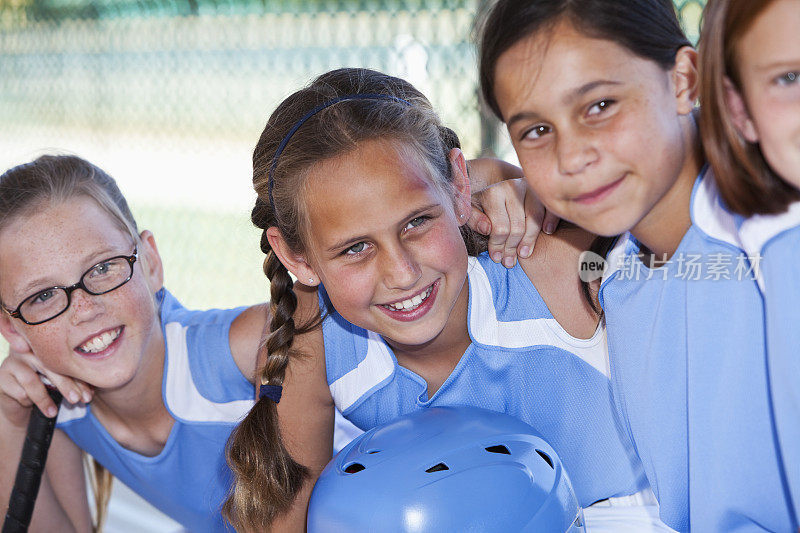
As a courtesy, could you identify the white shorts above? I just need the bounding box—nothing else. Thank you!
[583,488,677,533]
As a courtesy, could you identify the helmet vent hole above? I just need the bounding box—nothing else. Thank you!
[485,445,511,455]
[366,449,381,454]
[425,462,449,473]
[536,449,554,469]
[344,462,366,474]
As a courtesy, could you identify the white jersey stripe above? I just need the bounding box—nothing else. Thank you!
[164,322,253,423]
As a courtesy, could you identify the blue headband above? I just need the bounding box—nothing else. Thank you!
[267,93,412,210]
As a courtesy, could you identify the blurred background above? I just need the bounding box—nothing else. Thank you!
[1,0,705,529]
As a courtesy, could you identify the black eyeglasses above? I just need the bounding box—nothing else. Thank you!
[2,247,138,326]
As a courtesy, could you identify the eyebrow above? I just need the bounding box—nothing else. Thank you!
[324,203,440,253]
[756,60,800,73]
[13,246,128,300]
[506,79,623,128]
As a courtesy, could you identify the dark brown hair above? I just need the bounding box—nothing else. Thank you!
[477,0,691,122]
[698,0,800,216]
[223,67,483,531]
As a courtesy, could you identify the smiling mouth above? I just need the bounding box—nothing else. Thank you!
[573,175,626,204]
[380,284,435,313]
[77,327,123,354]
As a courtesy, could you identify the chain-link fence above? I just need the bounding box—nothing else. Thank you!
[1,0,705,346]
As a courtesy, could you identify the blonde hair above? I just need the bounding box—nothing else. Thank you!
[698,0,800,215]
[0,154,144,530]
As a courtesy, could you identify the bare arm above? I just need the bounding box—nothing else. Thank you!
[228,303,270,384]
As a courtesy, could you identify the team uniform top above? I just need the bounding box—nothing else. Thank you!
[56,289,254,533]
[319,252,649,509]
[738,202,800,528]
[599,168,796,532]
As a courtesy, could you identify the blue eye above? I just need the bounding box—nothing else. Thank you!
[344,242,368,255]
[32,289,56,305]
[90,261,112,277]
[522,125,551,141]
[405,216,429,230]
[776,71,799,86]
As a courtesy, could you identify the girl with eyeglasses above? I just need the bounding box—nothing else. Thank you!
[0,154,331,532]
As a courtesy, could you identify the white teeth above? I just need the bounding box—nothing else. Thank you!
[79,327,121,354]
[384,286,433,312]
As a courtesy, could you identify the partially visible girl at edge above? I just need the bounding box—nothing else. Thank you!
[478,0,795,531]
[224,67,674,532]
[699,0,800,526]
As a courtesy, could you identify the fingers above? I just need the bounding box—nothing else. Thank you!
[1,351,92,419]
[488,195,526,269]
[542,210,561,236]
[44,370,93,406]
[466,205,492,236]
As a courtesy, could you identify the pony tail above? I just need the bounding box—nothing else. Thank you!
[223,230,310,531]
[83,456,113,532]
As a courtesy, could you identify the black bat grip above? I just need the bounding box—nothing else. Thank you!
[2,386,63,533]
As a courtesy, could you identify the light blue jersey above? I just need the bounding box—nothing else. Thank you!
[600,169,795,532]
[319,252,649,509]
[57,290,254,533]
[739,203,800,528]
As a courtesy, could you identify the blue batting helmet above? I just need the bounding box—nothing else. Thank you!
[307,406,585,532]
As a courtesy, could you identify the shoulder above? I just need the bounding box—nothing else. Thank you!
[229,303,269,384]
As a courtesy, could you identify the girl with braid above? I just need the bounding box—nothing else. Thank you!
[225,67,673,532]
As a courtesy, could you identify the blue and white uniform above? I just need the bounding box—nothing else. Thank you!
[739,203,800,528]
[320,253,659,524]
[56,290,253,532]
[600,168,796,532]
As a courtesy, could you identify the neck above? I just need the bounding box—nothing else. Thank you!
[631,114,703,260]
[90,328,168,429]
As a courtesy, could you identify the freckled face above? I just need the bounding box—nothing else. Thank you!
[733,0,800,188]
[493,21,692,237]
[301,138,469,350]
[0,196,163,390]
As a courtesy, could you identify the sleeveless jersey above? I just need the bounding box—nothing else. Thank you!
[57,290,253,532]
[319,252,649,509]
[600,169,795,531]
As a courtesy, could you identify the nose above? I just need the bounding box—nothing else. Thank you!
[556,130,599,176]
[68,288,105,325]
[381,244,422,291]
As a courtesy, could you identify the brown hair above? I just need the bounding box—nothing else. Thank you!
[223,67,484,531]
[698,0,800,216]
[0,154,138,532]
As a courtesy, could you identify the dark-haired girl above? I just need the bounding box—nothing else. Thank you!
[477,0,795,530]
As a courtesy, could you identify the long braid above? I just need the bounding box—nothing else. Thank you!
[223,199,313,531]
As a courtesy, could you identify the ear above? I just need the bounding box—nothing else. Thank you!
[671,46,700,115]
[723,76,759,143]
[265,227,320,286]
[447,148,472,226]
[139,230,165,293]
[0,312,34,355]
